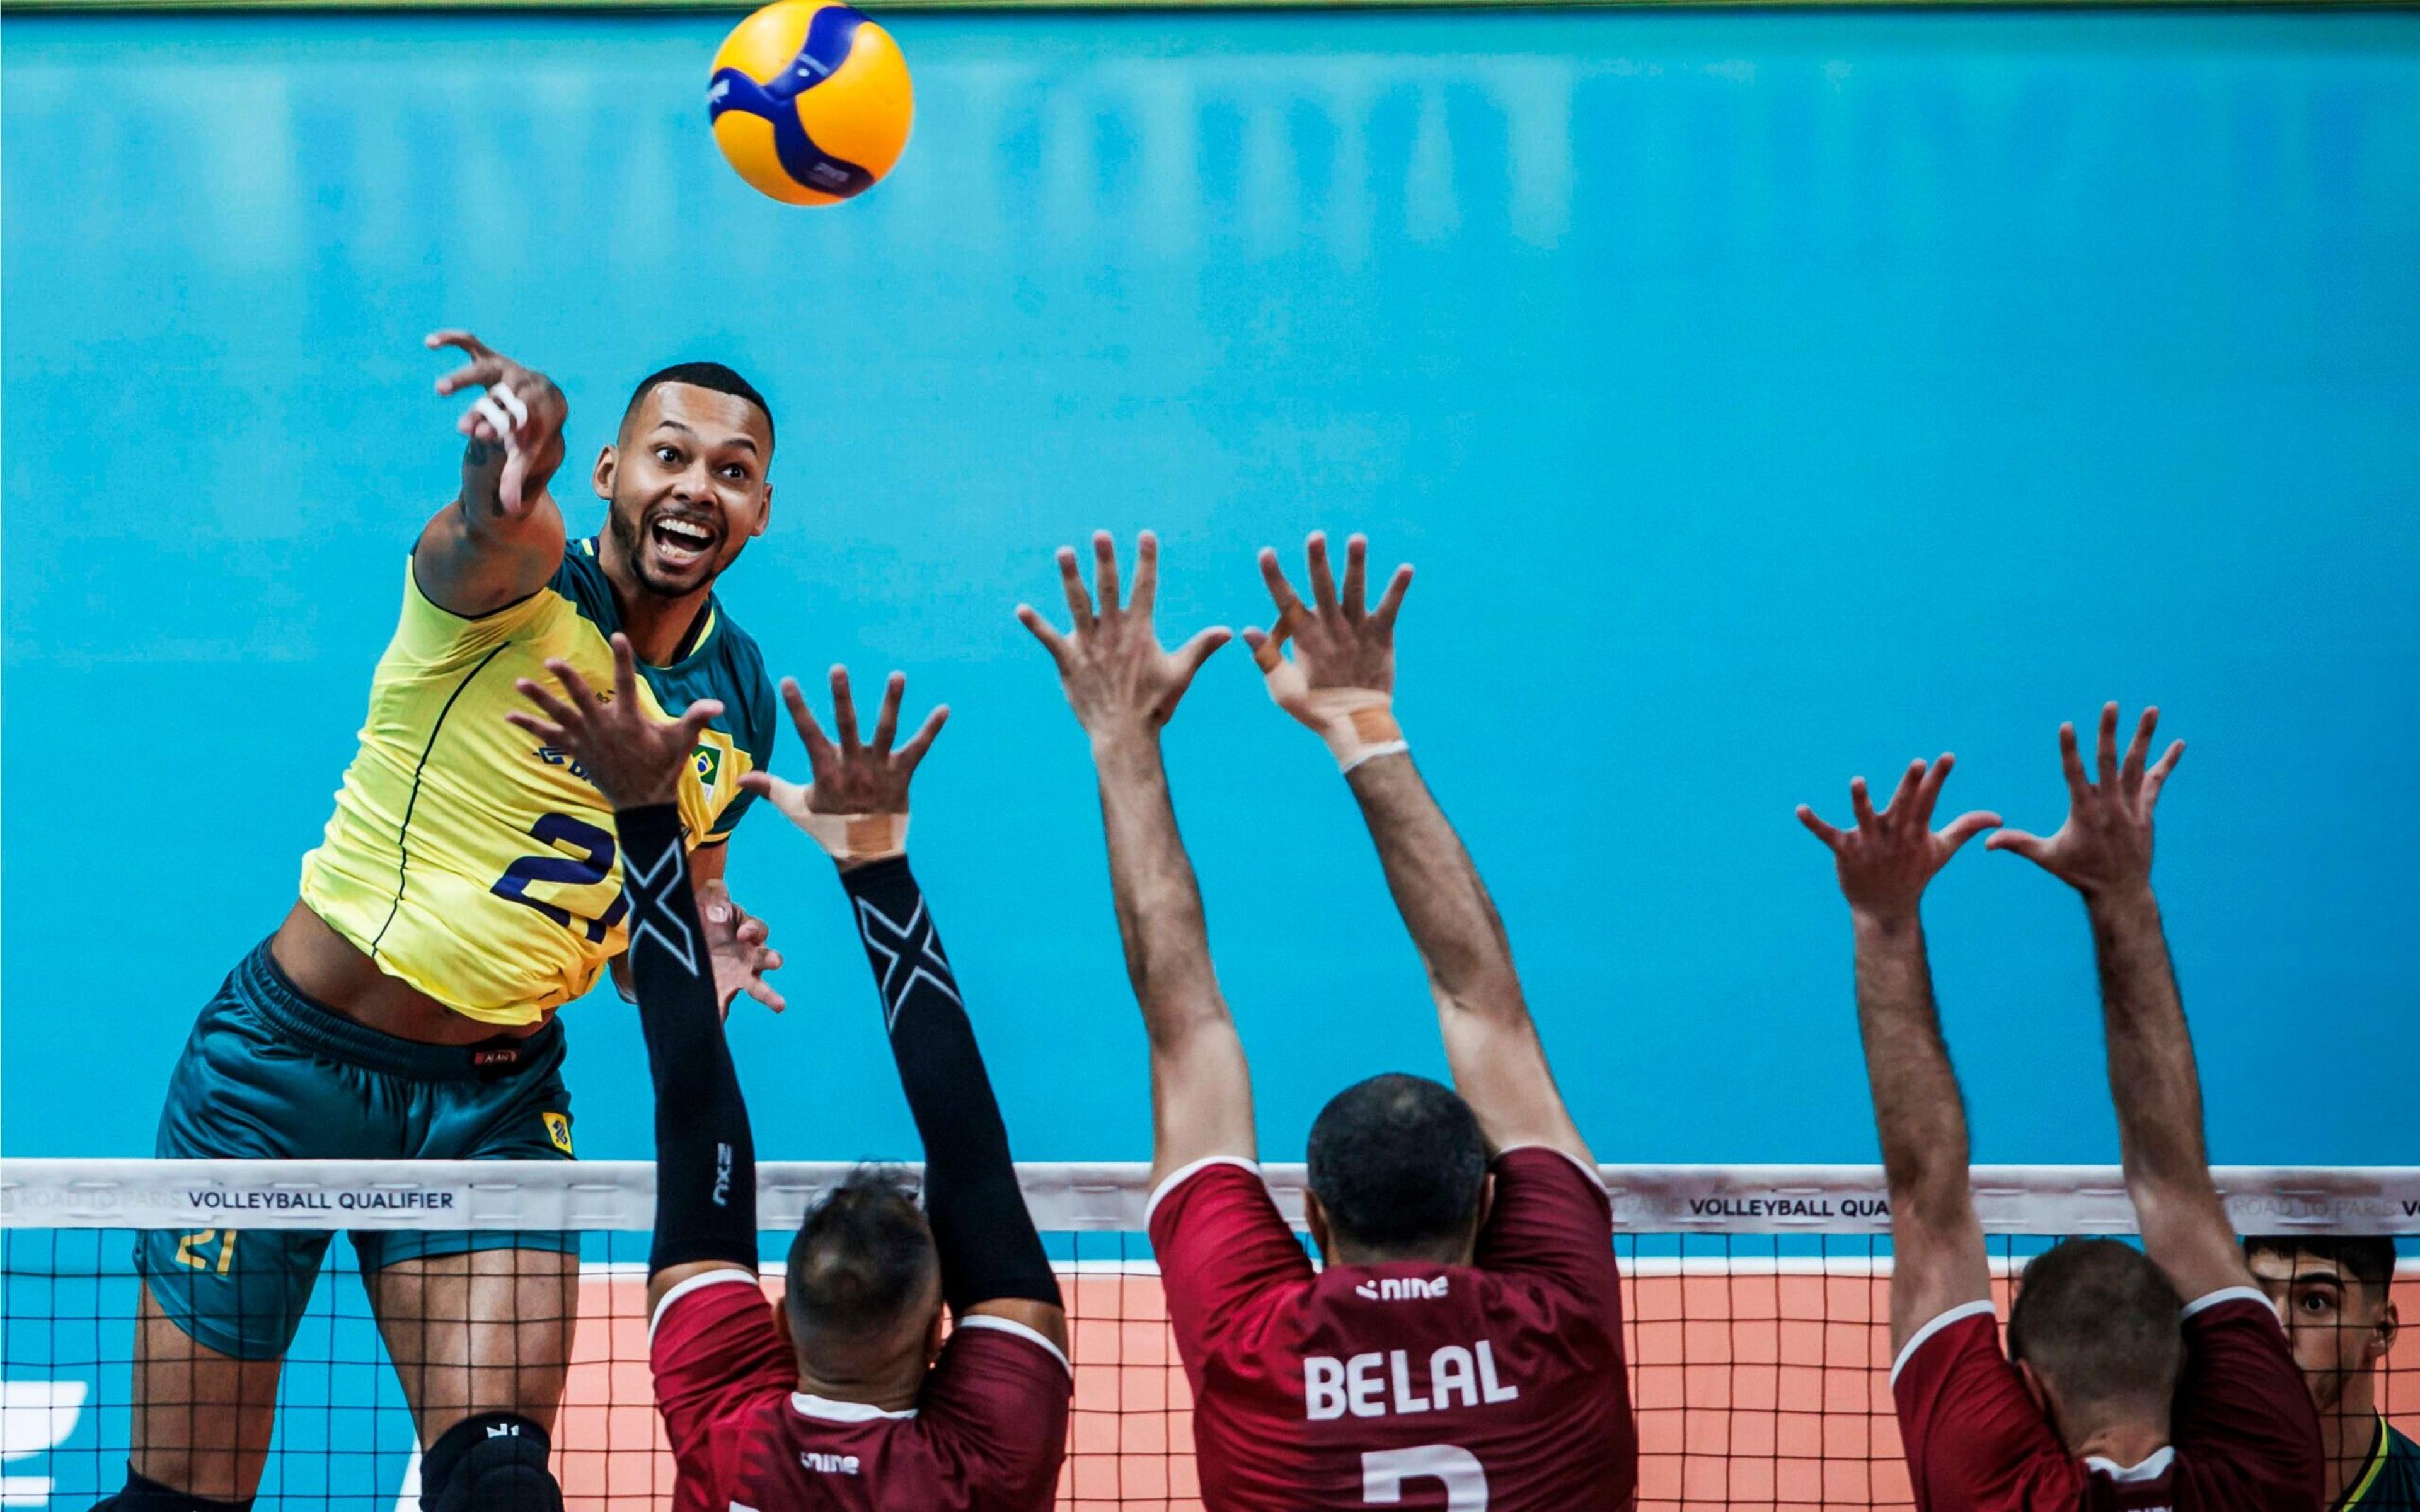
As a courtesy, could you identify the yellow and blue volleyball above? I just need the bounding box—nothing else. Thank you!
[707,0,913,207]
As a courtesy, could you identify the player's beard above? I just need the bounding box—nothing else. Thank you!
[609,493,740,600]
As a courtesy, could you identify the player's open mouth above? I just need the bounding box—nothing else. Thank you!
[648,516,718,571]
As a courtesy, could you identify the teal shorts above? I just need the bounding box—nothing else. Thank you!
[139,941,577,1361]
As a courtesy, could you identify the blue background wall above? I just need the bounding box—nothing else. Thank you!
[5,9,2416,1169]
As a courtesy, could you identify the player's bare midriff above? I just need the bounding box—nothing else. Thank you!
[270,900,555,1046]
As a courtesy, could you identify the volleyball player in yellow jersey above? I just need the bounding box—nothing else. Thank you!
[106,333,786,1512]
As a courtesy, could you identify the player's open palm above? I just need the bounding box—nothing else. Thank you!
[740,666,947,826]
[1019,531,1230,738]
[507,633,725,810]
[1987,703,2182,898]
[428,328,568,517]
[1242,532,1412,731]
[1798,755,2000,922]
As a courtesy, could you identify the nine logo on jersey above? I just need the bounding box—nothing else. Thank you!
[1356,1275,1449,1302]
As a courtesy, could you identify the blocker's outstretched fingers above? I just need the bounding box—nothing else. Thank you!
[896,704,950,769]
[779,677,836,763]
[1173,626,1233,683]
[1886,759,1927,821]
[1985,827,2049,861]
[672,699,727,747]
[2145,739,2186,798]
[510,677,583,735]
[545,656,601,714]
[1093,531,1123,616]
[504,706,568,743]
[1370,563,1414,634]
[829,665,862,754]
[1306,532,1340,615]
[2121,707,2159,785]
[1939,810,2003,852]
[2058,721,2089,799]
[1056,547,1095,633]
[1130,530,1161,617]
[608,634,644,706]
[870,672,906,755]
[1340,534,1369,617]
[1913,753,1956,819]
[1797,805,1846,849]
[1017,604,1073,669]
[1258,547,1309,621]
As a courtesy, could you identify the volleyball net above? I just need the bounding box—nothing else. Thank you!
[4,1160,2414,1510]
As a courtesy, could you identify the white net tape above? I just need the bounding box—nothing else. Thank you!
[6,1158,2416,1235]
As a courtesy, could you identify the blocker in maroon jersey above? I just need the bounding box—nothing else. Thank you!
[649,1273,1071,1512]
[1893,1290,2323,1512]
[1150,1147,1639,1511]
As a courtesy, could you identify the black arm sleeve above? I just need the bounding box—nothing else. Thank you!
[618,803,758,1274]
[839,856,1061,1315]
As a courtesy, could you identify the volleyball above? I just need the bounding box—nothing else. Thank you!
[706,0,913,206]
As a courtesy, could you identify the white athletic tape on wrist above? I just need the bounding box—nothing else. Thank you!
[1254,612,1407,772]
[794,808,909,862]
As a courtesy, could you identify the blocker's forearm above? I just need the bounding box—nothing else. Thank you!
[1345,755,1523,1020]
[841,856,1057,1315]
[1093,733,1232,1046]
[620,804,758,1273]
[1852,913,1974,1221]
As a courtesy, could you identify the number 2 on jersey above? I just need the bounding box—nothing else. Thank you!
[491,812,630,943]
[1364,1446,1487,1509]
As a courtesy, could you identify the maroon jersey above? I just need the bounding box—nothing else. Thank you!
[1893,1288,2324,1512]
[648,1271,1070,1512]
[1148,1147,1638,1511]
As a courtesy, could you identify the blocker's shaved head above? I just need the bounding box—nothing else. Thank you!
[1307,1072,1488,1258]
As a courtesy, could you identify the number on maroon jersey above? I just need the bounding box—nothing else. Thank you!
[1363,1445,1488,1509]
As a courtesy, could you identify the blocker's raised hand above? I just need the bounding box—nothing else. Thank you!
[1018,531,1231,740]
[1242,532,1412,720]
[507,633,724,810]
[428,328,568,517]
[1987,703,2182,899]
[1798,755,2000,924]
[740,666,947,828]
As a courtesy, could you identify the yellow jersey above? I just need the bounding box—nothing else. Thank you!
[300,539,776,1024]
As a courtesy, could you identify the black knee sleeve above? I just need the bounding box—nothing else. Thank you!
[93,1467,252,1512]
[420,1414,561,1512]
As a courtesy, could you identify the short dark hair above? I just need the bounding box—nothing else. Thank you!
[623,361,775,451]
[784,1166,937,1346]
[2008,1239,2185,1427]
[2244,1234,2400,1295]
[1306,1073,1489,1256]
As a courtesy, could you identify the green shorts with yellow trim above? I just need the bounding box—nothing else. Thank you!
[139,940,577,1361]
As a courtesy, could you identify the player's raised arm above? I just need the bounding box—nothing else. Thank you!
[1799,757,2001,1352]
[415,329,571,616]
[740,667,1068,1353]
[507,634,758,1313]
[1990,705,2247,1303]
[1018,532,1245,1190]
[1245,531,1591,1164]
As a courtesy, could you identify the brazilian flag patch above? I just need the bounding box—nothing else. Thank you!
[542,1111,573,1155]
[693,745,723,787]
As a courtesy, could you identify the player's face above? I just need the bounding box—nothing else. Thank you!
[601,384,775,599]
[2249,1250,2394,1411]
